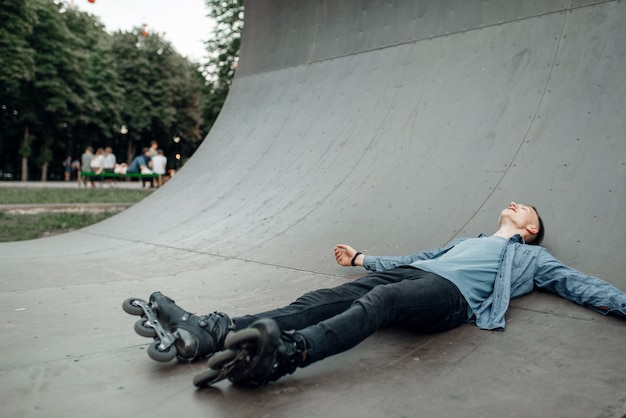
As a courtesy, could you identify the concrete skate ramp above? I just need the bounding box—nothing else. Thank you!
[2,0,626,417]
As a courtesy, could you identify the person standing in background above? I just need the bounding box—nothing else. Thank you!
[63,156,72,181]
[80,147,95,187]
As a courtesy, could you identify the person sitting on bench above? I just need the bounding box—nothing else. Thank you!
[124,148,153,175]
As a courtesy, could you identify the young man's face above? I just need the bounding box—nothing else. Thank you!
[500,202,540,235]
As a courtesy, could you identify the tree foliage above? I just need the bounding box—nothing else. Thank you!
[0,0,245,180]
[0,0,37,102]
[0,0,206,180]
[201,0,244,133]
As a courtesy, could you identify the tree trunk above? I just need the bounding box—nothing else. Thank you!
[21,125,30,181]
[127,140,136,165]
[41,162,48,181]
[21,157,28,181]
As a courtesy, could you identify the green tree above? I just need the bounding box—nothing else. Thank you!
[2,0,94,180]
[201,0,244,134]
[111,29,203,163]
[0,0,37,107]
[64,7,123,152]
[0,1,205,180]
[0,0,37,179]
[167,56,204,162]
[111,30,152,160]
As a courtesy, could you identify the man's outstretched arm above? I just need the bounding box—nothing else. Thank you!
[534,249,626,318]
[334,240,463,272]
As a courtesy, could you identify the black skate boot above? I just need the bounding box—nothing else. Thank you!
[193,318,307,388]
[122,292,234,362]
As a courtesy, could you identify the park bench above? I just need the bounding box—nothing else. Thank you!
[80,171,164,186]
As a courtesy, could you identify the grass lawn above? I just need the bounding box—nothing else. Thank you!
[0,187,153,242]
[0,187,152,204]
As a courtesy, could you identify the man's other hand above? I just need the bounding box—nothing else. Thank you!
[335,244,358,266]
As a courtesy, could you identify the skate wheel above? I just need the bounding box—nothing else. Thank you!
[122,298,145,316]
[224,327,261,349]
[207,349,237,369]
[193,368,222,388]
[134,318,157,338]
[147,340,177,362]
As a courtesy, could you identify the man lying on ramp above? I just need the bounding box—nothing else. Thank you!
[123,202,626,388]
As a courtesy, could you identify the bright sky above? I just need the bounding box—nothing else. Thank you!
[72,0,215,62]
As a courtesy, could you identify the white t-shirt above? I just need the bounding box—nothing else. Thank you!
[90,155,104,169]
[103,153,116,169]
[151,155,167,175]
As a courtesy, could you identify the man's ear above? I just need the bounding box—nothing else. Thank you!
[525,224,539,235]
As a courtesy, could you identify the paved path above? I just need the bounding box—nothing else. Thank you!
[0,180,149,189]
[0,202,134,214]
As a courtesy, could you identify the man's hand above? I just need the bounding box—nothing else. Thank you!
[334,244,363,267]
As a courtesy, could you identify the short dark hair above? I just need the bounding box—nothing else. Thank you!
[527,206,545,245]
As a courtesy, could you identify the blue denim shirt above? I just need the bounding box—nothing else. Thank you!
[362,234,626,330]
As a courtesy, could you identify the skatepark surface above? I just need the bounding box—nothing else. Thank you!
[1,0,625,417]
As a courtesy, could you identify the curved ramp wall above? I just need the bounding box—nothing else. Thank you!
[75,0,626,281]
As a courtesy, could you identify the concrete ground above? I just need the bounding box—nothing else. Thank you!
[1,1,625,417]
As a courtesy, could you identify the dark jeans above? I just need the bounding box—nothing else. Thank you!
[233,267,468,365]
